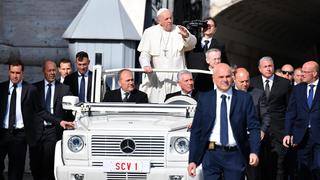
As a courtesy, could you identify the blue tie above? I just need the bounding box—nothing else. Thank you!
[46,83,52,113]
[79,74,85,102]
[220,94,228,146]
[307,84,315,109]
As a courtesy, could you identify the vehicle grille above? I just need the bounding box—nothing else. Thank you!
[91,135,165,157]
[106,172,147,180]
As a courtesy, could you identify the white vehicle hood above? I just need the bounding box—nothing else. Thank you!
[77,114,192,132]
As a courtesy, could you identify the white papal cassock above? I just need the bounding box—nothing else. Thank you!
[138,24,196,103]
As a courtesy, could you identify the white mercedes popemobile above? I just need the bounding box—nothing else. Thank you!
[54,66,207,180]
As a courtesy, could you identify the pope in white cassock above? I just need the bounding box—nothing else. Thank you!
[138,8,197,103]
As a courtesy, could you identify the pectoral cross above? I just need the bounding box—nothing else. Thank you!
[163,49,168,57]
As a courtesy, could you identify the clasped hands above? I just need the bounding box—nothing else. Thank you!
[60,120,75,129]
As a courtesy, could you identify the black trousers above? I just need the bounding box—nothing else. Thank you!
[247,140,266,180]
[260,134,288,180]
[29,126,57,180]
[0,129,27,180]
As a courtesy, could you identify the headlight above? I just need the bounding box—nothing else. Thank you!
[68,135,84,152]
[174,137,189,154]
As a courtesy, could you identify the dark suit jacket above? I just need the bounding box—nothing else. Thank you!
[186,37,228,70]
[102,89,148,103]
[250,75,291,141]
[194,73,214,92]
[0,81,56,146]
[285,82,320,144]
[248,87,270,132]
[164,90,198,101]
[33,80,72,122]
[189,89,260,165]
[63,71,92,102]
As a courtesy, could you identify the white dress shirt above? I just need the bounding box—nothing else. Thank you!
[201,37,212,49]
[60,77,65,83]
[45,80,55,114]
[209,88,237,146]
[120,88,130,100]
[307,78,318,99]
[181,90,192,97]
[262,74,274,91]
[3,81,24,129]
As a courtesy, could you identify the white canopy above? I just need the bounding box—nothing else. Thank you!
[63,0,146,40]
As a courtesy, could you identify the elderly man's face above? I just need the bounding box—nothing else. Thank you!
[258,60,274,78]
[118,70,135,93]
[43,61,57,83]
[302,62,318,84]
[206,51,221,69]
[179,73,194,94]
[158,10,173,32]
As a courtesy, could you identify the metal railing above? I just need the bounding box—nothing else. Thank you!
[91,65,212,103]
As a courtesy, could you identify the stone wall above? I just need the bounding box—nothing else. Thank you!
[0,64,42,83]
[0,0,87,81]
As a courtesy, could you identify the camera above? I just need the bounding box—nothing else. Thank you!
[183,20,208,30]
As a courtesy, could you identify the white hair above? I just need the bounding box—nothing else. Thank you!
[258,56,274,67]
[157,8,169,17]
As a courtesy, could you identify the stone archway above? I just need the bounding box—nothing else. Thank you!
[211,0,320,74]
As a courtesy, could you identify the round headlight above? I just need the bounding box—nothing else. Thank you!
[174,137,189,154]
[68,136,84,152]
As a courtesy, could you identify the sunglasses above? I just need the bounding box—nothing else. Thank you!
[282,71,293,75]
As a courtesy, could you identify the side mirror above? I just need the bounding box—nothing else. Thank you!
[62,96,79,110]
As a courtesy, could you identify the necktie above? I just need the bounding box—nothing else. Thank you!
[79,74,85,102]
[9,84,17,131]
[308,84,315,109]
[203,40,210,52]
[265,80,270,100]
[220,94,228,146]
[46,83,52,113]
[123,92,129,102]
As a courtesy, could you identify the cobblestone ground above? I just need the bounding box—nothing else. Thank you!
[3,173,33,180]
[24,173,33,180]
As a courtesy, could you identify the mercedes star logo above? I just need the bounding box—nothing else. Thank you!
[120,139,136,153]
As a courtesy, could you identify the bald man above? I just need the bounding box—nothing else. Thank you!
[234,67,270,180]
[30,60,73,180]
[284,61,320,179]
[234,68,270,139]
[281,64,294,82]
[188,63,260,180]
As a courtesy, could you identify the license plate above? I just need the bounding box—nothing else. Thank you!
[103,160,150,173]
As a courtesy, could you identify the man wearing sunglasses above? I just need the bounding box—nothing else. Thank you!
[281,64,294,82]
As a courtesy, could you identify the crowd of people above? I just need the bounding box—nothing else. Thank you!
[0,7,318,180]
